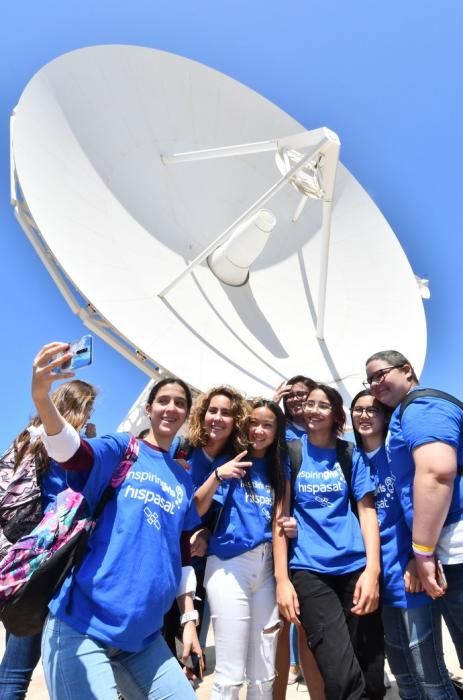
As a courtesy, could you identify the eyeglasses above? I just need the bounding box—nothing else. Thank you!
[286,392,309,401]
[363,364,404,389]
[302,400,332,413]
[351,406,380,418]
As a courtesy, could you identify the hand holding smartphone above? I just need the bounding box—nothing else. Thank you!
[189,651,204,681]
[52,335,93,374]
[436,559,448,591]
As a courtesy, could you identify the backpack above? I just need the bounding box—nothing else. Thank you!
[0,434,139,637]
[173,436,194,462]
[287,438,357,516]
[0,445,43,560]
[399,388,463,477]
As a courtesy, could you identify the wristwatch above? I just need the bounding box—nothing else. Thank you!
[180,609,200,626]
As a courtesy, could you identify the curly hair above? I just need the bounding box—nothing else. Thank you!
[188,386,250,453]
[13,380,97,475]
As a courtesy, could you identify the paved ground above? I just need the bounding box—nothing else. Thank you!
[1,622,460,698]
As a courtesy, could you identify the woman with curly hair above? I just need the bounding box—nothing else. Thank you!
[195,398,288,700]
[177,385,249,484]
[164,386,250,657]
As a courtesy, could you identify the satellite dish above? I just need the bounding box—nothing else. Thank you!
[10,45,427,406]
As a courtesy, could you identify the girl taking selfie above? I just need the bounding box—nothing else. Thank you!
[31,341,201,700]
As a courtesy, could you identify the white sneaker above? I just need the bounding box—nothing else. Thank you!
[288,666,302,685]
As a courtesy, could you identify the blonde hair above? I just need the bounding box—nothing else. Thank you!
[188,386,250,453]
[13,380,97,474]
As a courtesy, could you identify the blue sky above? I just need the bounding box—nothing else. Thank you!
[1,1,462,447]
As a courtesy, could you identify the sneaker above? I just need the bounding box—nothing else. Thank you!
[288,665,302,685]
[384,671,391,689]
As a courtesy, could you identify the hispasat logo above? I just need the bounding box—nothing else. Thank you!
[123,469,184,511]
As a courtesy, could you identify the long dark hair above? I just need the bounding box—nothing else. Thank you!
[350,389,392,449]
[249,398,287,517]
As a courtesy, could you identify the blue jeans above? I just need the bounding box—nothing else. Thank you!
[0,632,42,700]
[440,563,463,667]
[289,624,299,666]
[42,614,196,700]
[382,604,457,700]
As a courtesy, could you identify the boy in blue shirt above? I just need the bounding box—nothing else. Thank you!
[365,350,463,669]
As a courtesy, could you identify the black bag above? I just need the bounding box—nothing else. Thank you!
[0,446,43,560]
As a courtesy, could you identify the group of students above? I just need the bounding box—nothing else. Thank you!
[0,342,462,700]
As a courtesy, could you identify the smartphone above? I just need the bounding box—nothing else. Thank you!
[190,652,204,681]
[52,335,93,373]
[436,559,448,590]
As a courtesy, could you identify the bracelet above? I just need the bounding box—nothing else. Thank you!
[215,468,224,483]
[180,610,199,626]
[412,541,435,558]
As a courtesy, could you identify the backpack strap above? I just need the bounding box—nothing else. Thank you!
[74,435,140,568]
[288,438,358,518]
[287,439,303,496]
[399,389,463,477]
[336,439,358,518]
[399,388,463,419]
[174,436,193,462]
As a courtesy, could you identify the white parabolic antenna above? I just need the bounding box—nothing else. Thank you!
[11,45,427,403]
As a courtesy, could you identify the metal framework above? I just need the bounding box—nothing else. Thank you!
[10,112,169,385]
[159,127,340,339]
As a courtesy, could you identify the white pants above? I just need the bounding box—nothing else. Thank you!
[205,542,279,700]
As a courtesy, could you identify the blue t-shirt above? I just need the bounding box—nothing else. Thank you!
[49,433,199,652]
[41,461,88,511]
[170,438,230,488]
[366,446,429,609]
[289,435,374,575]
[387,390,463,530]
[208,456,277,559]
[285,422,306,441]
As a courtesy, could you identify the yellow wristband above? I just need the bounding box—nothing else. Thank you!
[412,541,435,553]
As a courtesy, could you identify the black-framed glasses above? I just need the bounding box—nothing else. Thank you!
[351,406,380,418]
[363,364,404,389]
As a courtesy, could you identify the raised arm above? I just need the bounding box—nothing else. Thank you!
[32,343,88,466]
[32,342,74,435]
